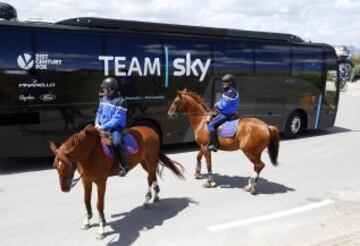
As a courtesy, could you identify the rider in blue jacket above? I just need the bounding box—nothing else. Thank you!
[95,77,129,176]
[207,74,240,152]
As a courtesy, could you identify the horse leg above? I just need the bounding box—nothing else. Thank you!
[140,160,154,208]
[243,151,265,195]
[95,180,107,240]
[195,150,203,179]
[147,157,160,203]
[152,180,160,203]
[81,179,93,230]
[202,146,216,188]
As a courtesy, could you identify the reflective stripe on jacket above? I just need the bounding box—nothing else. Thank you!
[95,94,127,131]
[215,87,240,115]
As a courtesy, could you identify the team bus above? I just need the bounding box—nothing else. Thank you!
[0,9,339,157]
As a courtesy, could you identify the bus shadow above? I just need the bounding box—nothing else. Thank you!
[211,174,295,195]
[281,126,352,141]
[0,157,53,175]
[163,142,199,154]
[106,197,197,246]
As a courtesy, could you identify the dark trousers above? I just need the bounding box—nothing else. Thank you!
[111,129,124,151]
[207,113,232,133]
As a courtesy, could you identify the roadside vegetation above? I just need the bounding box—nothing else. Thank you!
[352,55,360,73]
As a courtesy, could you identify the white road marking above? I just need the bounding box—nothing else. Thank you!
[207,199,334,232]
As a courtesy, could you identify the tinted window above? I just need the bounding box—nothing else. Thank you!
[0,29,32,69]
[213,40,254,75]
[34,31,103,104]
[106,34,164,101]
[292,46,324,89]
[36,31,102,70]
[324,48,337,67]
[0,28,31,105]
[255,43,290,75]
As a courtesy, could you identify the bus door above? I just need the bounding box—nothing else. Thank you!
[317,68,339,128]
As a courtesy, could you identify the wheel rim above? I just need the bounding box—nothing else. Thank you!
[291,116,301,134]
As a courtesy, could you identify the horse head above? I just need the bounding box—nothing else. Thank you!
[167,88,188,118]
[167,88,211,118]
[50,125,100,192]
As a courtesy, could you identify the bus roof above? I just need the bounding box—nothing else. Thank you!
[55,17,304,43]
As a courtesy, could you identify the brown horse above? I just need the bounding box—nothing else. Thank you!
[50,125,184,239]
[167,89,279,194]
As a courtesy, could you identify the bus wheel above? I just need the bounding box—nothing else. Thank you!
[284,111,303,138]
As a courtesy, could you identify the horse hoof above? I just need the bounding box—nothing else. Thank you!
[153,197,160,203]
[243,185,251,192]
[96,233,105,240]
[194,172,202,179]
[203,181,216,188]
[243,185,256,194]
[143,203,150,209]
[81,223,91,230]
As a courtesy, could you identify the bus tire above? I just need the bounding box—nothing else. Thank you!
[284,111,304,138]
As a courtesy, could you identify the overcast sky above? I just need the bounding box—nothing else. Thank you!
[5,0,360,47]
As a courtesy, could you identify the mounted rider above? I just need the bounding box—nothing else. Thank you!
[95,77,129,176]
[207,74,240,152]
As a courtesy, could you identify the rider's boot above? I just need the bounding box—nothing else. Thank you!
[117,147,129,177]
[207,131,219,152]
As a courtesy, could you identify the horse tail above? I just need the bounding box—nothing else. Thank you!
[157,152,185,180]
[267,125,280,166]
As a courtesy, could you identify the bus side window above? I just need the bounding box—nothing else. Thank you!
[0,28,32,105]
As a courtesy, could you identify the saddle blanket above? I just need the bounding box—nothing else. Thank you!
[217,119,239,137]
[101,133,139,159]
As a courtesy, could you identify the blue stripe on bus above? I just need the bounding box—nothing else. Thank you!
[314,95,323,129]
[164,46,169,88]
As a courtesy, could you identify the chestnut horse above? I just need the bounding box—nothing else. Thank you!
[50,125,184,239]
[168,89,279,194]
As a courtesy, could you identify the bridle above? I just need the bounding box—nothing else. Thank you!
[171,95,213,117]
[57,152,82,189]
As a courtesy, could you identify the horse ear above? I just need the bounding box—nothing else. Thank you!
[177,90,183,98]
[49,141,58,154]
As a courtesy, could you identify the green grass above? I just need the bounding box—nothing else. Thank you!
[352,55,360,73]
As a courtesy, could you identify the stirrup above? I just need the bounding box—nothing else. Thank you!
[118,166,129,177]
[207,145,218,152]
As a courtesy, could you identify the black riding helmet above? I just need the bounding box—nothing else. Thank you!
[221,74,235,84]
[100,77,119,90]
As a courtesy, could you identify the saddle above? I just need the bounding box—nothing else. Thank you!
[99,130,126,146]
[206,112,240,137]
[206,112,239,122]
[99,129,138,158]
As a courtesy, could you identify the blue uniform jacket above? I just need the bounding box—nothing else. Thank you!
[95,94,127,131]
[215,87,240,116]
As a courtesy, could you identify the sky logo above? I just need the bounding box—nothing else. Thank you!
[17,53,34,70]
[99,46,211,88]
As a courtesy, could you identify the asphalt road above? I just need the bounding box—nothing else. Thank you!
[1,83,360,246]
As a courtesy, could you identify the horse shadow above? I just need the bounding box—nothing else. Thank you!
[106,197,197,246]
[211,174,295,195]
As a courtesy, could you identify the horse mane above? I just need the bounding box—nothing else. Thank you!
[60,130,86,152]
[182,90,211,111]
